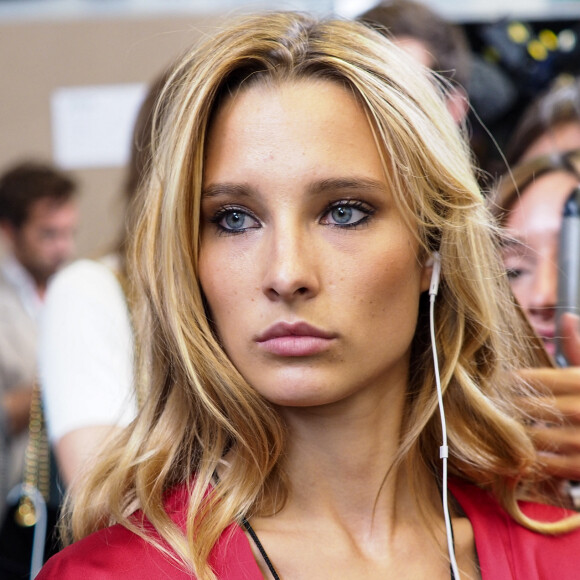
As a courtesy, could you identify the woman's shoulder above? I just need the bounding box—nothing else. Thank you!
[449,479,580,579]
[38,483,263,579]
[36,521,191,579]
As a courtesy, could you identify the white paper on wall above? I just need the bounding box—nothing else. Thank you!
[51,83,147,170]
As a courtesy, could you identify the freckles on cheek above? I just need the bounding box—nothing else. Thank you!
[373,255,420,301]
[201,256,251,328]
[209,284,238,319]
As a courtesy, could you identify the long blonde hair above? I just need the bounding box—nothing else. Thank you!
[67,12,580,579]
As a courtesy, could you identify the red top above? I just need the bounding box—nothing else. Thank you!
[38,480,580,579]
[448,480,580,579]
[37,483,262,579]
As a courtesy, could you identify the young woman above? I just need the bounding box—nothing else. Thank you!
[505,76,580,166]
[38,12,580,580]
[493,149,580,491]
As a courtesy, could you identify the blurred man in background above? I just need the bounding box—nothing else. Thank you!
[0,161,78,516]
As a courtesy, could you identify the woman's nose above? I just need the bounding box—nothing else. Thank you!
[261,227,320,302]
[528,256,557,318]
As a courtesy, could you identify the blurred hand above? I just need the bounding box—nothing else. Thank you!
[2,383,33,436]
[520,313,580,481]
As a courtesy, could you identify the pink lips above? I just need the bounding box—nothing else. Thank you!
[541,333,556,358]
[255,321,336,357]
[534,325,555,356]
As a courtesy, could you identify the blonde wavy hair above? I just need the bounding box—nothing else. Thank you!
[66,12,580,579]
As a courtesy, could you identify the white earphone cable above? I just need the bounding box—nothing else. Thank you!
[428,253,461,579]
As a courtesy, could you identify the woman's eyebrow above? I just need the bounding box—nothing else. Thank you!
[306,177,386,196]
[202,177,386,199]
[201,183,253,199]
[500,236,530,254]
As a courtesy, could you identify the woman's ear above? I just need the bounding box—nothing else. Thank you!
[421,254,434,293]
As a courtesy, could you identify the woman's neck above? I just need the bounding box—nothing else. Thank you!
[247,391,465,580]
[276,381,425,534]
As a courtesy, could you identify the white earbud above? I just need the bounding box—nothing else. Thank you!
[428,252,442,297]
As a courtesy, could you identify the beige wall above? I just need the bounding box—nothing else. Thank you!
[0,13,223,257]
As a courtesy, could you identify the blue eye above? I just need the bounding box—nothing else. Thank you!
[224,210,247,229]
[212,207,260,234]
[330,206,353,224]
[321,201,373,227]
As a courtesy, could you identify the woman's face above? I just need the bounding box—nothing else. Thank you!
[199,80,431,409]
[502,171,579,356]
